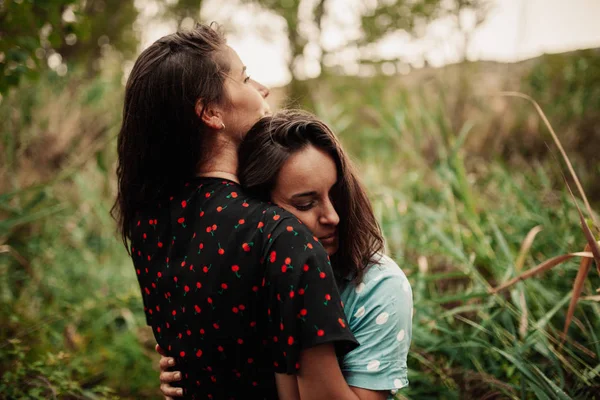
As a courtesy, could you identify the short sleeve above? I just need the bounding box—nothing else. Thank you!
[341,259,413,394]
[262,214,358,374]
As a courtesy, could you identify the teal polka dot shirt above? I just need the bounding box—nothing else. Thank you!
[339,254,413,398]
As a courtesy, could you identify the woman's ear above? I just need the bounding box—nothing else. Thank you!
[196,99,224,130]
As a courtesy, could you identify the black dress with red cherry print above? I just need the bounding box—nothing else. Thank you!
[130,177,358,399]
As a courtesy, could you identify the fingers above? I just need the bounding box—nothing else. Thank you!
[160,383,184,398]
[160,370,182,384]
[156,343,166,356]
[159,355,176,371]
[156,344,182,398]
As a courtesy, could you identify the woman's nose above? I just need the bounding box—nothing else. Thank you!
[254,80,270,99]
[319,199,339,227]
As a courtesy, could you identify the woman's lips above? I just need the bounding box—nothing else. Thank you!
[319,233,336,244]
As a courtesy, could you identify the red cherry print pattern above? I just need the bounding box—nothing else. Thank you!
[242,242,253,252]
[130,178,356,398]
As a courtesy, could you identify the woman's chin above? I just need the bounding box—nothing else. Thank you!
[325,245,338,256]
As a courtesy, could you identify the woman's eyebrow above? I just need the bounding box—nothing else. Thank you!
[291,191,316,198]
[241,66,247,76]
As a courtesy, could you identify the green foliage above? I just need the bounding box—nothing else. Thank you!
[0,0,75,90]
[314,79,600,399]
[360,0,442,44]
[508,49,600,201]
[0,0,139,92]
[524,49,600,162]
[1,23,599,399]
[527,50,600,119]
[0,339,117,399]
[1,72,159,399]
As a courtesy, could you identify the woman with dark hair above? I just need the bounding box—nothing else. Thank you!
[114,24,362,399]
[158,110,413,400]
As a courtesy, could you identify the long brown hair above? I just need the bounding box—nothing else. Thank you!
[112,24,227,250]
[238,109,384,283]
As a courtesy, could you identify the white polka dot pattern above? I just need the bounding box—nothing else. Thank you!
[355,282,365,294]
[402,280,410,292]
[375,312,389,325]
[366,360,380,371]
[354,306,366,318]
[396,329,405,342]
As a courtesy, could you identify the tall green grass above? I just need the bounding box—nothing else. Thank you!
[1,72,157,399]
[1,61,599,399]
[317,88,600,399]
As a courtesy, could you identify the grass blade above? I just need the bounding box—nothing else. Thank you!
[497,91,599,229]
[515,226,543,273]
[561,244,593,342]
[490,252,594,294]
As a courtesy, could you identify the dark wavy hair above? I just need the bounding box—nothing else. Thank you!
[112,24,227,250]
[238,110,385,283]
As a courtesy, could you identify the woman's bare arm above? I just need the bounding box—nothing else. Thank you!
[275,373,301,400]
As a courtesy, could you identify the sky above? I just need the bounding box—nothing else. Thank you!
[139,0,600,87]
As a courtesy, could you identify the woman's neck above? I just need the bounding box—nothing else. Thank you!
[196,136,240,184]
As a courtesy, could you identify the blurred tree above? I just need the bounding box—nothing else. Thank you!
[54,0,139,71]
[360,0,491,64]
[242,0,311,106]
[0,0,139,92]
[239,0,490,106]
[163,0,206,22]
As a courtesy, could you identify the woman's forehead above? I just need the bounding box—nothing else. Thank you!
[221,46,243,72]
[276,146,337,192]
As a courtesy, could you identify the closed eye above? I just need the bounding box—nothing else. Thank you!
[294,201,315,211]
